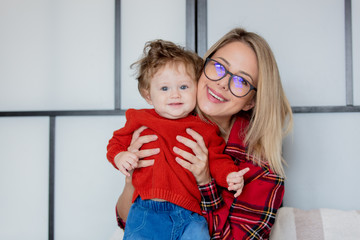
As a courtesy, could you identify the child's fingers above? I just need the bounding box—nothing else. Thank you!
[119,157,138,176]
[234,189,243,198]
[227,176,244,185]
[119,165,131,177]
[237,167,250,176]
[127,155,139,168]
[228,181,244,190]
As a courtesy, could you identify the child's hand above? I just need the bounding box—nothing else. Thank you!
[227,167,250,198]
[114,151,139,177]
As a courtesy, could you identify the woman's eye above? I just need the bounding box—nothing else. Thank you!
[233,76,248,88]
[180,85,188,90]
[161,86,168,91]
[214,62,226,77]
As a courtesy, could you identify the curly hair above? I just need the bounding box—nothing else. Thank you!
[131,39,204,98]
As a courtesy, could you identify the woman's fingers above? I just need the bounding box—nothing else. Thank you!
[137,159,155,168]
[130,126,148,144]
[136,148,160,159]
[128,135,158,152]
[175,157,192,171]
[175,136,207,163]
[173,128,211,185]
[176,128,208,158]
[128,126,158,153]
[185,128,208,154]
[173,146,197,164]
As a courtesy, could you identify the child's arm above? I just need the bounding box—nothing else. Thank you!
[226,168,250,197]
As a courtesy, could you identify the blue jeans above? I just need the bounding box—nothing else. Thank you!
[123,197,210,240]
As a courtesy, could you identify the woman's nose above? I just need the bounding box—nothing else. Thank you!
[217,76,229,90]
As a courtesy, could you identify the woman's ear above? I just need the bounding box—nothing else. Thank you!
[243,95,256,111]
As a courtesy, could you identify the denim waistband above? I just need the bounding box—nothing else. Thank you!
[134,197,181,212]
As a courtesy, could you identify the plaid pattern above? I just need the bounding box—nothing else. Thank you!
[199,116,285,240]
[198,178,224,211]
[116,209,126,229]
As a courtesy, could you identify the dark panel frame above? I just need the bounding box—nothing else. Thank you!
[48,116,56,240]
[196,0,208,58]
[115,0,121,110]
[345,0,353,106]
[0,1,358,240]
[186,0,196,52]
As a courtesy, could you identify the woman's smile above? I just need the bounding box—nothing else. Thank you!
[207,86,228,102]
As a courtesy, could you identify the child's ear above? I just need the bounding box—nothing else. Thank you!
[142,89,153,105]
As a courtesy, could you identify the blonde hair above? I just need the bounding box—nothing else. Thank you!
[131,39,204,98]
[203,28,293,177]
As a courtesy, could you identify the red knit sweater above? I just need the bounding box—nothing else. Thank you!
[107,109,238,215]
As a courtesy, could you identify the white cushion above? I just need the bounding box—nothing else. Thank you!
[270,207,360,240]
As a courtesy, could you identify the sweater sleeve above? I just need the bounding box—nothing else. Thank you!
[206,130,239,188]
[106,128,132,169]
[199,163,284,240]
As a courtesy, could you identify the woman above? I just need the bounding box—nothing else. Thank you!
[116,28,293,239]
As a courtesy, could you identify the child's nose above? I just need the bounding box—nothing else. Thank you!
[170,89,180,98]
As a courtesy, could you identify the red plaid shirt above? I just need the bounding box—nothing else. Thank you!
[116,115,284,239]
[199,116,284,239]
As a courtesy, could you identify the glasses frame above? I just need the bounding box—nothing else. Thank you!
[204,58,257,98]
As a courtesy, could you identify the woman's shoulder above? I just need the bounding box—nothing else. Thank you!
[227,113,251,147]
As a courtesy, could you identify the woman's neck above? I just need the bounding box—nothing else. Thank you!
[213,116,236,142]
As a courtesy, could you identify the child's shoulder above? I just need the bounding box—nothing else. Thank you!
[125,108,157,118]
[187,114,221,138]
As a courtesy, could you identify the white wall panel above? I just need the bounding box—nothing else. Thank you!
[282,113,360,210]
[208,0,346,107]
[0,0,114,111]
[353,0,360,105]
[120,0,186,109]
[55,116,125,240]
[0,117,49,240]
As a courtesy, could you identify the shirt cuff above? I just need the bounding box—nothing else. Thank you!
[116,207,126,230]
[198,178,224,211]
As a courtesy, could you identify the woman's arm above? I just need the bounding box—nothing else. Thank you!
[113,126,159,226]
[116,175,134,224]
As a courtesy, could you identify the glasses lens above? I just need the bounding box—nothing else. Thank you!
[205,60,226,80]
[214,62,226,78]
[230,75,250,97]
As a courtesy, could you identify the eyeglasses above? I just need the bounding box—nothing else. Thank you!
[204,58,257,98]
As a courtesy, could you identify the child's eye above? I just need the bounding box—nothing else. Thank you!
[180,85,188,90]
[161,86,168,91]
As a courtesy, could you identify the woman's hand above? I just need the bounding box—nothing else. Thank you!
[173,128,212,185]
